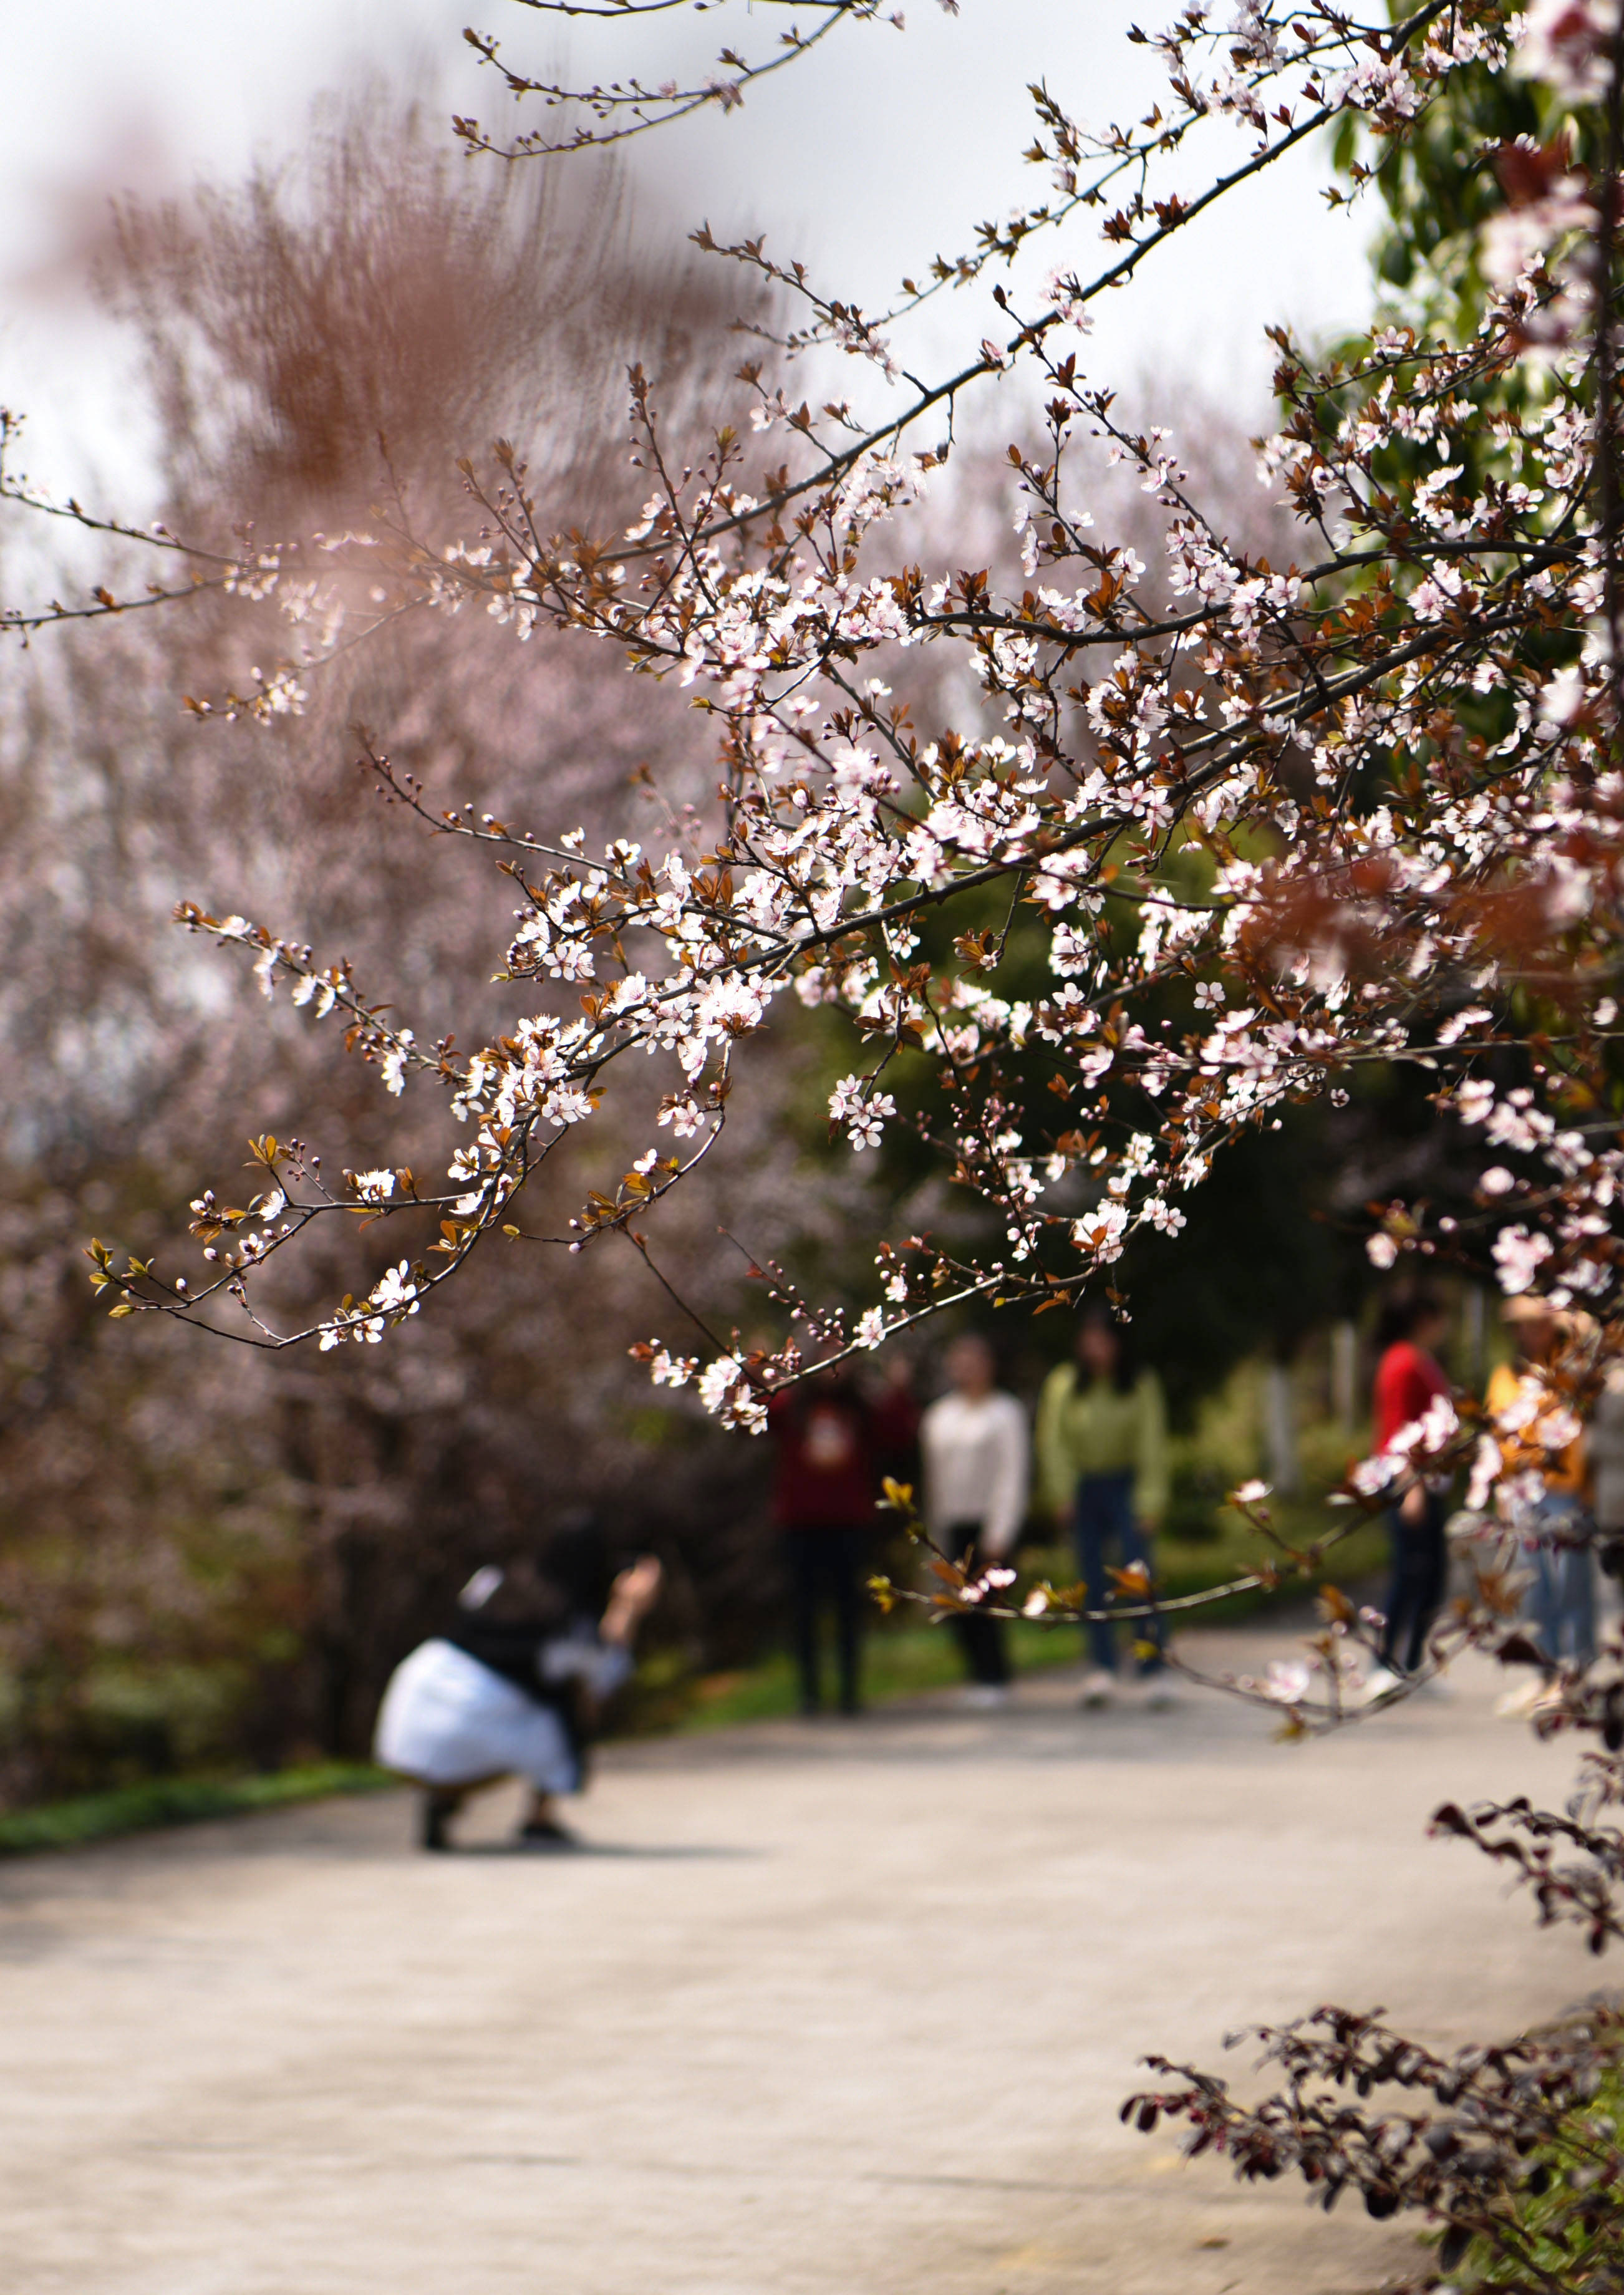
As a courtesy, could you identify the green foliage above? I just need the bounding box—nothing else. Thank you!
[771,720,1515,1423]
[0,1762,390,1857]
[1327,3,1594,354]
[1454,2052,1624,2289]
[1335,40,1544,337]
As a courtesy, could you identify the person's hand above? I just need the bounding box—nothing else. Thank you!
[1399,1481,1427,1527]
[601,1555,664,1646]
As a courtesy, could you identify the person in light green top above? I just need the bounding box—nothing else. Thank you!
[1036,1306,1172,1707]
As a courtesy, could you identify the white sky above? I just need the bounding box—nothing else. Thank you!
[0,0,1381,513]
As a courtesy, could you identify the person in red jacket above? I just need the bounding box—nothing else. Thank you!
[1369,1285,1453,1683]
[769,1363,906,1716]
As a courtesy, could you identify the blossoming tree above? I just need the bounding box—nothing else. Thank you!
[8,1,1624,2271]
[3,0,1615,1673]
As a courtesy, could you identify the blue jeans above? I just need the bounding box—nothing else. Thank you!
[1072,1472,1161,1676]
[1528,1497,1597,1669]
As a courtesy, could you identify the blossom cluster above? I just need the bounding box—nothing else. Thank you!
[14,1,1615,1562]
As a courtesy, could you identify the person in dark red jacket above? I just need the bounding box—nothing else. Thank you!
[1369,1285,1453,1683]
[769,1364,912,1715]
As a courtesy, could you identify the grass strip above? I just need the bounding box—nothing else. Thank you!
[0,1761,392,1857]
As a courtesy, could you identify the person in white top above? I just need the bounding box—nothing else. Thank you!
[375,1536,662,1852]
[920,1334,1030,1707]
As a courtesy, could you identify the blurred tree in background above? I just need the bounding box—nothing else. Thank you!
[0,93,861,1795]
[0,51,1497,1805]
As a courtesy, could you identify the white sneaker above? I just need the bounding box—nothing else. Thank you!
[1080,1669,1116,1709]
[960,1683,1012,1711]
[1494,1675,1546,1721]
[1363,1663,1403,1702]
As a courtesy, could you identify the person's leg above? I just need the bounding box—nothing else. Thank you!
[416,1767,515,1853]
[509,1704,587,1845]
[1491,1502,1555,1713]
[944,1522,985,1685]
[1072,1481,1118,1677]
[962,1603,1011,1686]
[1401,1494,1450,1674]
[950,1612,980,1682]
[1379,1504,1414,1670]
[420,1785,465,1852]
[518,1790,578,1844]
[1554,1524,1597,1667]
[833,1527,866,1714]
[955,1525,1011,1686]
[785,1532,822,1713]
[1119,1507,1164,1676]
[1547,1544,1575,1664]
[974,1601,1013,1686]
[1573,1535,1598,1667]
[1527,1537,1561,1673]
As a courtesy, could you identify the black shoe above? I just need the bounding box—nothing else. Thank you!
[516,1815,579,1850]
[420,1790,458,1853]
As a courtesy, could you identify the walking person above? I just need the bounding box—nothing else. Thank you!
[1488,1297,1595,1717]
[1037,1305,1171,1709]
[920,1333,1029,1709]
[375,1515,662,1850]
[1588,1358,1624,1586]
[768,1365,882,1715]
[1365,1286,1454,1696]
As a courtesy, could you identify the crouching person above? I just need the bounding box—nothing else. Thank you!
[375,1521,662,1852]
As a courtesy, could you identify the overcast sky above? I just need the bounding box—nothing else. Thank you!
[1,0,1379,511]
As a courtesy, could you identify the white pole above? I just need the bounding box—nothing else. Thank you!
[1464,1287,1486,1391]
[1263,1359,1301,1498]
[1331,1318,1358,1433]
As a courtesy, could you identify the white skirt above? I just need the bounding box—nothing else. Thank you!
[374,1639,580,1794]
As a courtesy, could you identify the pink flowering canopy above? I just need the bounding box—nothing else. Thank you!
[6,0,1623,1708]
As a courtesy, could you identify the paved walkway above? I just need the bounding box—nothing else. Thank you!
[0,1621,1602,2295]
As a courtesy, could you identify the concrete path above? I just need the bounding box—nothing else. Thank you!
[0,1621,1603,2295]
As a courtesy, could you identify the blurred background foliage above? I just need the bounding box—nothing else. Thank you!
[0,78,1509,1814]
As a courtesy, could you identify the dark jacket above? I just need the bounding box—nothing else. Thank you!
[768,1380,882,1530]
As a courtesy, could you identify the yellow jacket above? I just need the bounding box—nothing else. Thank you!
[1486,1360,1588,1497]
[1035,1364,1169,1526]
